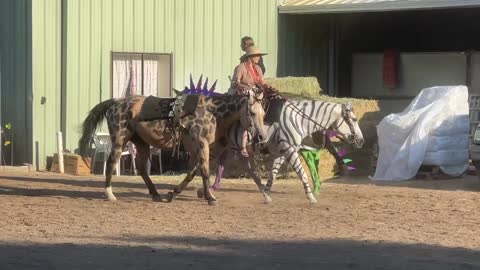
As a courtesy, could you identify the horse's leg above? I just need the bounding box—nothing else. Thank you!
[211,150,228,190]
[197,140,217,206]
[244,157,272,204]
[264,156,285,196]
[168,164,198,201]
[284,148,317,203]
[130,137,163,202]
[104,135,128,201]
[166,147,198,202]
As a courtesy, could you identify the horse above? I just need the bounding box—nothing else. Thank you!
[78,91,266,206]
[208,99,364,204]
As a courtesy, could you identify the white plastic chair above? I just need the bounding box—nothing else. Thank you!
[148,147,163,175]
[91,133,111,176]
[91,133,136,176]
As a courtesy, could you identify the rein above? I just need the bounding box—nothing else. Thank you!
[243,89,264,136]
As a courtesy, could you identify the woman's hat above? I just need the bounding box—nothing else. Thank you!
[240,46,268,60]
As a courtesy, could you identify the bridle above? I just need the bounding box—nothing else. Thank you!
[332,104,359,145]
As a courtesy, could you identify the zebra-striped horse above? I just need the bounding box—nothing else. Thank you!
[210,99,364,204]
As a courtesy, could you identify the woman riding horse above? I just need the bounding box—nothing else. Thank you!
[230,46,272,157]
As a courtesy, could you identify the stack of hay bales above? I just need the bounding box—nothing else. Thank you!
[266,77,323,98]
[215,77,382,180]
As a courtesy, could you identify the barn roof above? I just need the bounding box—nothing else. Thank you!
[279,0,480,14]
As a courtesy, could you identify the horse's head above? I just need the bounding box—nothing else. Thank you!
[332,102,364,148]
[239,88,267,144]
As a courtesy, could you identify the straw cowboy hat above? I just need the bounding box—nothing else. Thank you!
[240,46,268,60]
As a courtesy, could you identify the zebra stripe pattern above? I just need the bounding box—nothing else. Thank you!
[221,99,348,203]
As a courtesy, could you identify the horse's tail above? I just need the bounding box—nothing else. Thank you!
[78,99,116,157]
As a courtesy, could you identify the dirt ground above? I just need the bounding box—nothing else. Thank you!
[0,171,480,269]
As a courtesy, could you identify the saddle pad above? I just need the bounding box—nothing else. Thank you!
[264,98,286,124]
[138,96,176,121]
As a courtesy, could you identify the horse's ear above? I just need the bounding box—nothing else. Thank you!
[172,88,182,96]
[345,101,353,110]
[251,87,263,100]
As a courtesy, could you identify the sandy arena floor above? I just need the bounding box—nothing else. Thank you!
[0,171,479,269]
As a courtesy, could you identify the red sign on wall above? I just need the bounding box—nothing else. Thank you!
[383,50,399,89]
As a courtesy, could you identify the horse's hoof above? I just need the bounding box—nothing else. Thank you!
[196,189,204,199]
[264,195,272,204]
[105,187,117,201]
[208,200,218,206]
[211,184,220,191]
[104,193,117,201]
[152,194,164,202]
[307,194,318,204]
[166,192,176,203]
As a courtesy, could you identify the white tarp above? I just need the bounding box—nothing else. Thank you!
[371,86,470,181]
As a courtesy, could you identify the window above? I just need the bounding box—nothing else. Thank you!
[111,52,173,98]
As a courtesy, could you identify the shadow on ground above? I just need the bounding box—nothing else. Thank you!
[327,174,480,192]
[1,236,479,270]
[0,176,178,190]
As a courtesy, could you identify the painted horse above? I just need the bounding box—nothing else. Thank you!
[208,98,364,204]
[79,81,266,206]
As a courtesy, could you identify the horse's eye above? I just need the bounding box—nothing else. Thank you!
[250,111,256,116]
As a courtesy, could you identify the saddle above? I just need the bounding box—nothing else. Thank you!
[137,96,176,122]
[137,95,201,123]
[138,94,202,159]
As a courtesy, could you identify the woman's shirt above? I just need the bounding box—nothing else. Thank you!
[230,62,267,95]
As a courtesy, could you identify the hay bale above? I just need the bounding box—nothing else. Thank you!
[266,77,322,98]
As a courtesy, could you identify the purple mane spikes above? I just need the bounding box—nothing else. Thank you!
[183,74,195,94]
[201,78,210,95]
[209,80,217,93]
[188,74,195,94]
[182,74,223,97]
[196,75,203,90]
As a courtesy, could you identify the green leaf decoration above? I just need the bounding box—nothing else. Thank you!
[343,158,352,164]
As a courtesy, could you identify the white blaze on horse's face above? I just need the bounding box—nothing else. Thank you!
[239,90,267,143]
[333,102,364,148]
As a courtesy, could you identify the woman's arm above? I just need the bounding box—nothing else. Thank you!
[231,65,250,94]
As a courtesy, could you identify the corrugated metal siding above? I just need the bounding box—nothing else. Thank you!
[278,14,329,90]
[31,0,62,169]
[0,0,32,166]
[62,0,279,151]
